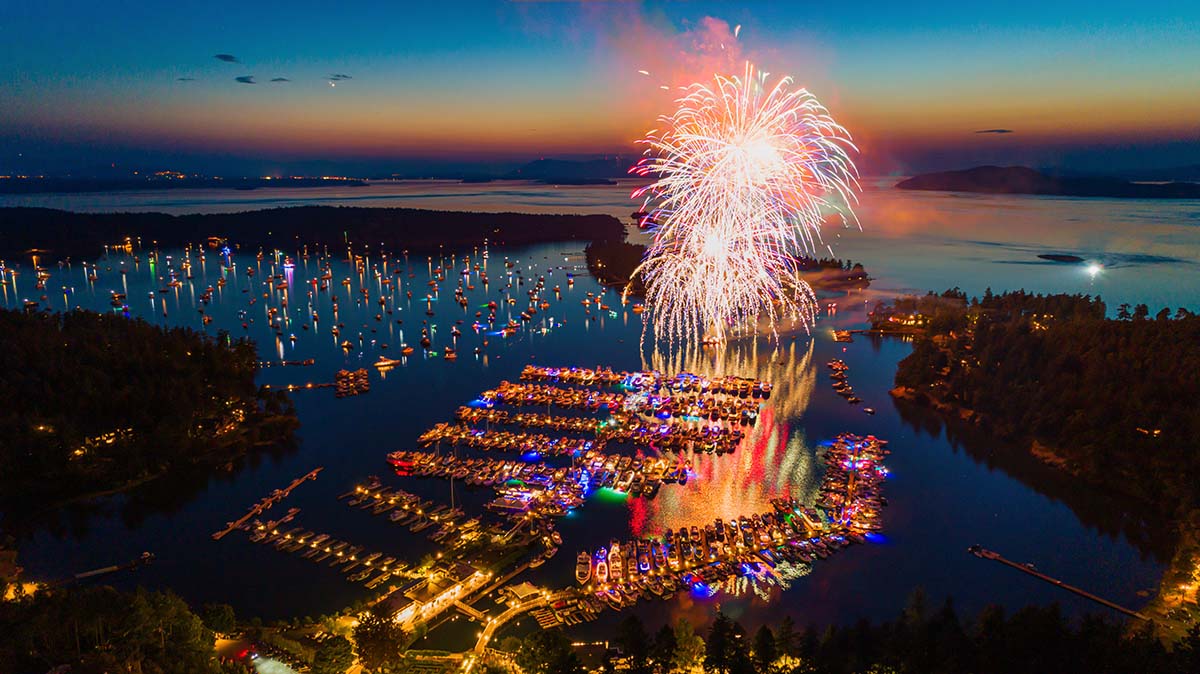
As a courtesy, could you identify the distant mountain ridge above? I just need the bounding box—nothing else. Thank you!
[896,166,1200,198]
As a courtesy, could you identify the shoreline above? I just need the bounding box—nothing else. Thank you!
[0,205,625,262]
[0,411,300,517]
[889,385,1077,473]
[890,358,1198,641]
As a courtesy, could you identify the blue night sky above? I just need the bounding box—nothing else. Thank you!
[1,1,1197,175]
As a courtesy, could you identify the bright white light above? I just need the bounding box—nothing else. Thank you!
[1086,262,1102,277]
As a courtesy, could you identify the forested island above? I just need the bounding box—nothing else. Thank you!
[896,166,1200,199]
[0,308,298,506]
[0,206,625,262]
[584,240,868,297]
[877,290,1200,518]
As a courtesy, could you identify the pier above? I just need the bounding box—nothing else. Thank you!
[257,368,370,397]
[482,380,762,425]
[968,545,1150,621]
[340,479,486,547]
[256,359,316,367]
[387,448,692,515]
[248,521,411,588]
[446,408,746,453]
[212,467,322,540]
[518,364,772,398]
[49,552,156,588]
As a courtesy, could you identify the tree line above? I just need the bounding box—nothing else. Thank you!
[886,290,1200,517]
[507,591,1200,674]
[0,205,625,261]
[0,585,253,674]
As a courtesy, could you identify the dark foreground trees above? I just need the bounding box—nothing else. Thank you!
[516,629,584,674]
[312,635,355,674]
[0,585,222,674]
[353,611,407,674]
[608,599,1198,674]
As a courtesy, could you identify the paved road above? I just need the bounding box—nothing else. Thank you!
[472,595,552,654]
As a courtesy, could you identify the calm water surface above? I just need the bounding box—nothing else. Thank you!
[3,180,1197,643]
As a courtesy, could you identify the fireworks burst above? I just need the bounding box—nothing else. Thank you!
[631,62,859,345]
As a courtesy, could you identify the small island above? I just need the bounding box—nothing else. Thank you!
[896,165,1200,199]
[1037,253,1085,263]
[585,240,869,297]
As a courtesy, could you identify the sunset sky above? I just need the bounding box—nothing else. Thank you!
[2,1,1197,176]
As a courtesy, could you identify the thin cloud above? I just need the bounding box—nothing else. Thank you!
[329,73,353,81]
[975,129,1014,134]
[214,53,239,63]
[176,77,195,82]
[235,75,256,84]
[270,77,290,82]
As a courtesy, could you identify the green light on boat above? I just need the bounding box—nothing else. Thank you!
[594,487,628,502]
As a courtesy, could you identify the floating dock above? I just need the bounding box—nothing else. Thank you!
[248,520,410,588]
[212,467,322,540]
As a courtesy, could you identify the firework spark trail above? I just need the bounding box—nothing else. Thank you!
[630,62,859,346]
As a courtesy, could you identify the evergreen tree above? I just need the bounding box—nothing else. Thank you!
[353,612,405,673]
[312,635,354,674]
[516,630,583,674]
[751,625,777,672]
[618,614,651,674]
[1175,623,1200,674]
[651,623,679,673]
[774,616,797,658]
[202,603,237,634]
[704,612,751,674]
[674,619,706,673]
[705,612,735,673]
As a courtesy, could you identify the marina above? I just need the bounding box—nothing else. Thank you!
[9,226,1175,648]
[574,433,888,608]
[5,8,1200,674]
